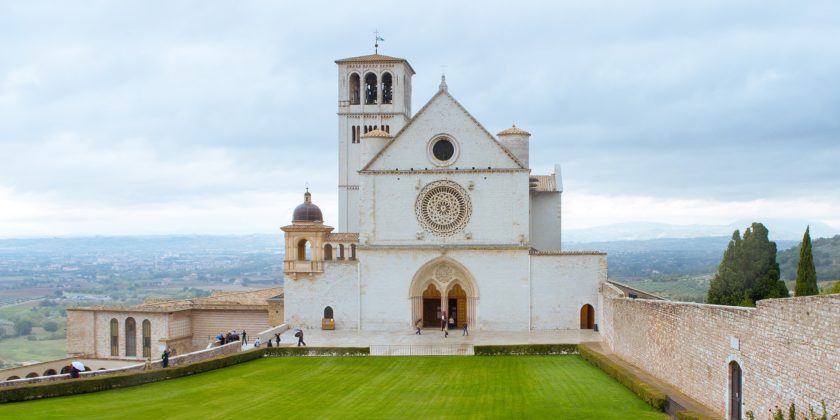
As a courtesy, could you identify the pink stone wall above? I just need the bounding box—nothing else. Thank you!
[602,286,840,418]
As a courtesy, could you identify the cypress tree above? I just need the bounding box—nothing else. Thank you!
[707,223,789,306]
[794,226,819,296]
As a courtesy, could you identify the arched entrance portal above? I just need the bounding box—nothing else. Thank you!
[580,304,595,329]
[729,361,742,420]
[409,257,478,329]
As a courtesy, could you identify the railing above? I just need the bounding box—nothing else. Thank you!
[369,345,474,356]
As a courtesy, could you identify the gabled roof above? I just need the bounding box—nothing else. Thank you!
[335,54,416,74]
[360,89,527,171]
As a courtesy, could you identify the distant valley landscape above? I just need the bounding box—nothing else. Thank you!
[1,229,838,366]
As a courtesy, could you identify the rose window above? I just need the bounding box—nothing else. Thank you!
[415,181,472,236]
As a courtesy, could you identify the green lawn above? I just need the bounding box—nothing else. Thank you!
[0,337,65,366]
[0,356,665,419]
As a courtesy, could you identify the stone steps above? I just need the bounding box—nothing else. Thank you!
[369,344,474,356]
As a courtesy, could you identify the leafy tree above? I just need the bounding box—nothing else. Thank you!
[707,223,790,306]
[14,319,33,336]
[43,321,59,332]
[794,226,819,296]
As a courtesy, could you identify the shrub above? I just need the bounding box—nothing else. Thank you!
[13,319,32,336]
[676,411,717,420]
[473,344,578,356]
[578,344,668,412]
[0,349,266,403]
[43,321,59,332]
[263,347,369,357]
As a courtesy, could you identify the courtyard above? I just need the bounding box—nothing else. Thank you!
[0,355,666,419]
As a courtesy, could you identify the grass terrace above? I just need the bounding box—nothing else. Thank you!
[0,355,666,419]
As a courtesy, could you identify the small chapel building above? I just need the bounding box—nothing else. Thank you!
[281,52,607,331]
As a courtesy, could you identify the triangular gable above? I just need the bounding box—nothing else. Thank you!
[361,90,526,171]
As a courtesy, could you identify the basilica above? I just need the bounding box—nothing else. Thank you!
[281,52,606,332]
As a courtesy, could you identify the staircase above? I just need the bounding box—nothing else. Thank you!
[369,344,474,356]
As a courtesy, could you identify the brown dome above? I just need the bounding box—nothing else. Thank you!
[292,189,323,223]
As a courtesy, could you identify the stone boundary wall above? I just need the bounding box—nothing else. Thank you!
[0,340,242,389]
[601,283,840,418]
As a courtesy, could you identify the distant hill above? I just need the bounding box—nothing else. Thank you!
[778,234,840,280]
[566,236,798,279]
[564,219,839,242]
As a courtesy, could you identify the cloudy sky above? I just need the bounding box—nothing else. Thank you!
[1,0,839,238]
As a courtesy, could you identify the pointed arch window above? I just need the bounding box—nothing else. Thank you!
[142,320,151,358]
[324,306,334,319]
[110,318,119,356]
[382,73,393,104]
[125,317,137,357]
[364,73,378,104]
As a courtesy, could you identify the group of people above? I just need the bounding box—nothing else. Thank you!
[414,315,469,337]
[216,330,245,345]
[253,332,285,348]
[215,329,296,348]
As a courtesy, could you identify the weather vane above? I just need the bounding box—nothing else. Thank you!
[374,30,384,54]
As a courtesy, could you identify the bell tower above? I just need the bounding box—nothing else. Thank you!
[335,52,415,232]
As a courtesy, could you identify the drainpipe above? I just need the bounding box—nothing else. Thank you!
[357,256,361,332]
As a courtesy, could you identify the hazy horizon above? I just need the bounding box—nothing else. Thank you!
[3,1,840,237]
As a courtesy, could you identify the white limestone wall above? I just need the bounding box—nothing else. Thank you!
[359,171,530,246]
[529,192,562,251]
[529,254,606,330]
[358,248,530,331]
[283,261,359,330]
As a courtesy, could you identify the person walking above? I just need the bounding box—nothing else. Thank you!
[162,348,171,368]
[415,319,422,335]
[462,322,469,336]
[242,330,247,345]
[295,329,306,347]
[275,333,281,347]
[440,313,446,331]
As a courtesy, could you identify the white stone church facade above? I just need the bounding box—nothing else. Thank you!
[282,52,606,332]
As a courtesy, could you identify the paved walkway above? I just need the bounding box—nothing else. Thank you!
[266,328,601,347]
[584,342,719,419]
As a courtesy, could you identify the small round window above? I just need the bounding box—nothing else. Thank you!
[433,139,454,161]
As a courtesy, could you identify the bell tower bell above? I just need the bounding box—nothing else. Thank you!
[335,52,415,232]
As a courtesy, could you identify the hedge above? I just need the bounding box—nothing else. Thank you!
[0,348,266,404]
[578,344,668,412]
[676,411,717,420]
[473,344,578,356]
[263,347,369,357]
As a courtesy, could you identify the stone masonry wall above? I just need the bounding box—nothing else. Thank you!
[601,287,840,418]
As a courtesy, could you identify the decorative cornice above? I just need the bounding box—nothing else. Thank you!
[529,249,607,256]
[280,224,335,232]
[358,244,530,251]
[360,168,529,175]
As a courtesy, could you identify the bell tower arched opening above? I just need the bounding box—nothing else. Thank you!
[382,72,393,104]
[349,73,360,105]
[297,239,311,261]
[364,73,378,104]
